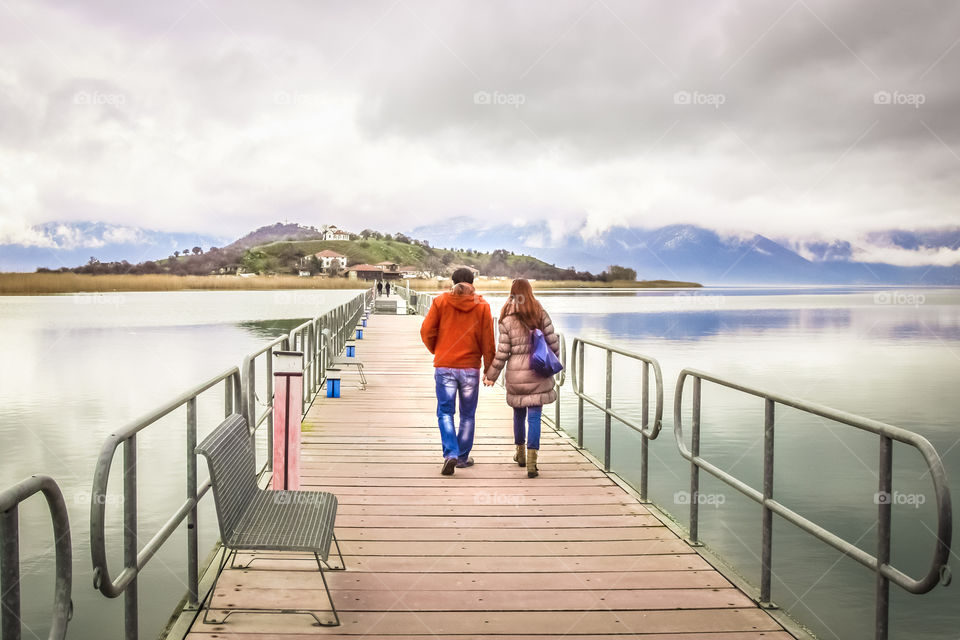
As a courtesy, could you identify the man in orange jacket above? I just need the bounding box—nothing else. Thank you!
[420,267,496,475]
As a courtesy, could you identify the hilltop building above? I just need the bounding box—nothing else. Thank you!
[321,225,350,241]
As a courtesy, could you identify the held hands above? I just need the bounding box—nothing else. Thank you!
[482,376,495,386]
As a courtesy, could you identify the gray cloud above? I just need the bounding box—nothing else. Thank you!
[1,0,958,246]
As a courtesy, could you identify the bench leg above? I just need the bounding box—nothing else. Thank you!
[201,548,235,625]
[313,552,341,627]
[322,534,346,571]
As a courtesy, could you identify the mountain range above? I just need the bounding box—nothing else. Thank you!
[409,219,960,285]
[2,219,958,285]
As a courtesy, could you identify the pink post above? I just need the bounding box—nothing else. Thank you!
[272,351,303,491]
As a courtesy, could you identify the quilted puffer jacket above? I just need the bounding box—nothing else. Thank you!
[485,306,560,407]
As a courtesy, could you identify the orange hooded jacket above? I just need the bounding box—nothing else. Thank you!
[420,282,496,370]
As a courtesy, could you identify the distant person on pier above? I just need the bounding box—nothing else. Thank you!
[420,267,495,475]
[376,280,383,296]
[385,281,391,296]
[483,278,560,478]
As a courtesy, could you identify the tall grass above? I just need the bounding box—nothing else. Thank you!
[0,273,700,295]
[0,273,370,295]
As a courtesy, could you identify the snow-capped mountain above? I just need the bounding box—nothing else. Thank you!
[0,222,229,272]
[409,219,960,285]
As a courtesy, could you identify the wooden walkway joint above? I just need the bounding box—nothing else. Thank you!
[187,313,793,639]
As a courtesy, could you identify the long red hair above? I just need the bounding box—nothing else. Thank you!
[500,278,542,329]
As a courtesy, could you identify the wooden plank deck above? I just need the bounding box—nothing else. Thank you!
[187,311,792,639]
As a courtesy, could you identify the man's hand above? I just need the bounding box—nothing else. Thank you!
[482,377,495,386]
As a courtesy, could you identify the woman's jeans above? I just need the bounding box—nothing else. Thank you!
[513,406,542,450]
[434,367,480,461]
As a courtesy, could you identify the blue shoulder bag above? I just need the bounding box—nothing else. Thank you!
[530,328,563,377]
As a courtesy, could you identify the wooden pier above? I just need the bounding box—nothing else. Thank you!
[186,311,793,639]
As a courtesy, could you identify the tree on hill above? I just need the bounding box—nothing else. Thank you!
[600,265,637,281]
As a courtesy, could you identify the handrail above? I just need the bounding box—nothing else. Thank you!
[88,285,374,640]
[90,366,241,639]
[1,475,72,640]
[569,337,663,500]
[673,368,953,640]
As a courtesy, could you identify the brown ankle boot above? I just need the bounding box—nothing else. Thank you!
[513,444,526,467]
[526,449,538,478]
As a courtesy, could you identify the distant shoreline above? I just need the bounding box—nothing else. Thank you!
[0,273,701,295]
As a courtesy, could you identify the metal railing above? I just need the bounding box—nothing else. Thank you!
[90,289,371,640]
[1,475,72,640]
[569,338,663,500]
[673,368,953,640]
[90,366,241,639]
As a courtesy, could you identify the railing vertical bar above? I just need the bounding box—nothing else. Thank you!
[223,376,232,418]
[266,347,274,472]
[603,350,613,471]
[1,506,20,640]
[640,361,649,501]
[689,376,701,545]
[876,435,893,640]
[123,436,138,640]
[577,343,584,448]
[185,397,199,609]
[760,398,775,606]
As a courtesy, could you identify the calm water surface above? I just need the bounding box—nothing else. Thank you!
[1,286,958,639]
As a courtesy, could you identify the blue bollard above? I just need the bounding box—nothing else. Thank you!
[361,318,367,327]
[346,342,355,357]
[355,326,363,340]
[326,369,341,398]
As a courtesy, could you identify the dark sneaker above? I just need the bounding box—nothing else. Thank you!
[441,458,457,475]
[456,457,475,468]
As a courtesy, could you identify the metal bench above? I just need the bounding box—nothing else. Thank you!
[195,414,344,627]
[331,355,366,389]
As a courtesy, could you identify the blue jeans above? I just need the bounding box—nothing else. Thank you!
[513,406,542,450]
[434,367,480,461]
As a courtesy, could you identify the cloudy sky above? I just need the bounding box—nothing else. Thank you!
[1,0,958,249]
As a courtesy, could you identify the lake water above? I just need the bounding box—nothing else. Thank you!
[1,286,958,639]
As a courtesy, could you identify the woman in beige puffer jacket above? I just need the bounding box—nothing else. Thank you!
[483,279,560,477]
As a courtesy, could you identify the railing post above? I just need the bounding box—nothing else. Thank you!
[603,350,612,471]
[266,347,274,472]
[185,398,199,609]
[223,375,232,418]
[760,398,775,607]
[123,436,138,640]
[689,376,701,545]
[1,506,20,640]
[876,435,893,640]
[577,343,584,448]
[640,361,649,501]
